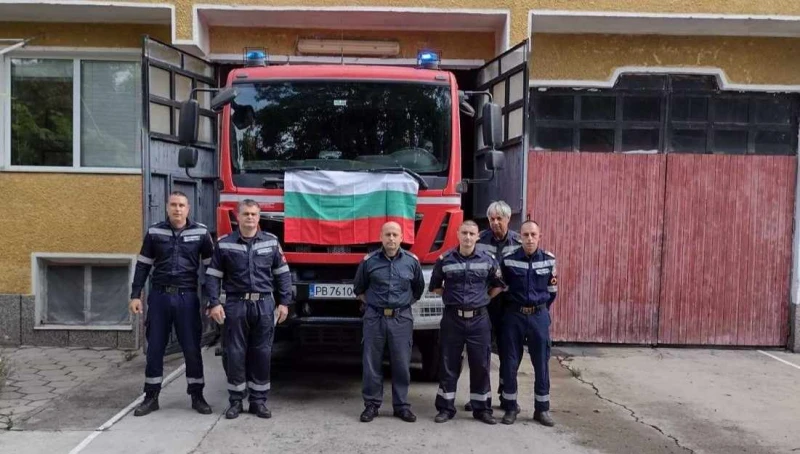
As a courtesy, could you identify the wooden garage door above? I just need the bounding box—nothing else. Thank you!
[526,152,795,346]
[658,154,795,346]
[527,152,665,344]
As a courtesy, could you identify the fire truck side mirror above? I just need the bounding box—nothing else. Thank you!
[486,150,505,171]
[178,99,199,145]
[210,87,237,112]
[482,102,503,149]
[178,147,198,169]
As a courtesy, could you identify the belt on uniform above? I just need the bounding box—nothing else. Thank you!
[227,292,270,301]
[447,306,486,319]
[518,304,547,315]
[153,285,196,295]
[376,306,408,317]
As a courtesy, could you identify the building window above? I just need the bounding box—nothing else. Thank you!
[34,254,134,328]
[8,57,141,169]
[531,74,798,155]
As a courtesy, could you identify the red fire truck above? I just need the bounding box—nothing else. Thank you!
[144,39,526,380]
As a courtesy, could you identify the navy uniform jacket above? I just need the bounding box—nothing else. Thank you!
[204,231,293,307]
[476,229,522,260]
[353,248,425,309]
[130,220,214,299]
[429,248,505,309]
[500,248,558,308]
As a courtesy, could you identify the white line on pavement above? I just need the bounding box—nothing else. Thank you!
[758,350,800,371]
[68,363,188,454]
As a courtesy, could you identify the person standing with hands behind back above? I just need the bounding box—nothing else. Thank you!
[354,221,424,423]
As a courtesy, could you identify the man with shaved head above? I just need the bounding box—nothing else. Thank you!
[353,221,425,423]
[498,220,558,426]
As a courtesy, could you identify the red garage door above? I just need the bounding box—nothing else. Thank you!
[527,152,665,344]
[526,152,795,346]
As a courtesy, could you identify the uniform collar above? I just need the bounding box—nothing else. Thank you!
[232,229,264,243]
[522,247,541,260]
[381,247,404,261]
[162,218,194,231]
[455,247,478,259]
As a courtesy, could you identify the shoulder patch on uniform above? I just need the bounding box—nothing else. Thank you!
[544,250,556,258]
[363,250,379,261]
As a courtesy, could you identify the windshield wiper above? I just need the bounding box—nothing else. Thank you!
[257,166,322,187]
[366,167,429,190]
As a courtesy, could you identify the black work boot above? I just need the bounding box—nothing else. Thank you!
[248,402,272,419]
[134,391,160,417]
[473,411,497,425]
[501,408,519,425]
[534,410,555,427]
[225,400,243,419]
[360,405,379,422]
[434,411,453,423]
[191,392,212,415]
[393,408,417,423]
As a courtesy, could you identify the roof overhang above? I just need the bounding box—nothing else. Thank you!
[0,1,171,24]
[529,10,800,38]
[195,6,510,57]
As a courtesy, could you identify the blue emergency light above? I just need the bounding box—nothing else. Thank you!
[417,50,440,69]
[245,49,267,67]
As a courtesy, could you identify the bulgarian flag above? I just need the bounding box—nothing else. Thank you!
[284,170,419,245]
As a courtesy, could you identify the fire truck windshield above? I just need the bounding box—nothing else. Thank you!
[228,81,452,175]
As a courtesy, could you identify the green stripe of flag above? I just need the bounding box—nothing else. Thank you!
[285,190,416,221]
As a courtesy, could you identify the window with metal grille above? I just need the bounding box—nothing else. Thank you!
[531,74,799,155]
[34,254,134,328]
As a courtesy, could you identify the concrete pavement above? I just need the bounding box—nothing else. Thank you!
[2,344,799,454]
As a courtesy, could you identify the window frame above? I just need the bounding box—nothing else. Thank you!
[531,74,799,156]
[32,253,136,330]
[1,48,142,174]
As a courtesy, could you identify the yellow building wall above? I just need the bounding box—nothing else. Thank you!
[0,22,170,47]
[0,174,143,295]
[210,27,496,61]
[530,34,800,86]
[0,25,164,295]
[165,0,800,45]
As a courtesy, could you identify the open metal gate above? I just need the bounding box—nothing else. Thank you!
[141,36,220,353]
[473,40,530,223]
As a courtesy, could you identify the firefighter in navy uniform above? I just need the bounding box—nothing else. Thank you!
[498,220,557,426]
[354,221,425,423]
[429,220,505,425]
[204,199,293,420]
[463,200,522,412]
[128,191,214,417]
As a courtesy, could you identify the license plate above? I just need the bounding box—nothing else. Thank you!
[308,283,354,299]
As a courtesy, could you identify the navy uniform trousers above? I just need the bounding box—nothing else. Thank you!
[436,307,493,416]
[362,305,413,411]
[223,295,275,404]
[144,288,204,394]
[500,308,551,412]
